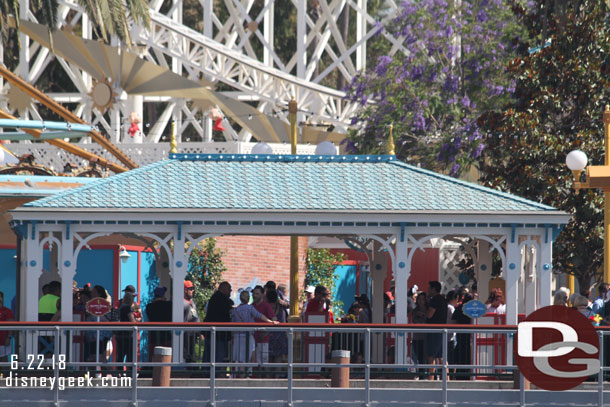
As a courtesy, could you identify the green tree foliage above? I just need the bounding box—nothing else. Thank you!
[186,238,227,318]
[477,0,610,289]
[1,0,150,47]
[304,248,345,318]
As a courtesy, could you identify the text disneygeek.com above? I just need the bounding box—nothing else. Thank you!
[5,373,132,391]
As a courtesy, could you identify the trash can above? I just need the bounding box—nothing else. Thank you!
[152,346,172,387]
[331,350,350,388]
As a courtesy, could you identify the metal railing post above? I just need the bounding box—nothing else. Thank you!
[365,328,371,407]
[55,326,60,407]
[598,331,604,407]
[210,328,216,407]
[442,329,448,407]
[519,368,525,407]
[95,317,100,365]
[288,328,294,407]
[132,326,138,407]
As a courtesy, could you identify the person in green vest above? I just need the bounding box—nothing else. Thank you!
[38,281,61,321]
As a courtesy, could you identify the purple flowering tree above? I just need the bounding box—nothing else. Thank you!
[344,0,518,175]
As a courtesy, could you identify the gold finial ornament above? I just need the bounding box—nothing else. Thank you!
[170,121,177,153]
[386,124,396,155]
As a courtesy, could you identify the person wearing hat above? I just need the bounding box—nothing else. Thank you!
[300,286,316,320]
[146,286,172,353]
[183,280,201,364]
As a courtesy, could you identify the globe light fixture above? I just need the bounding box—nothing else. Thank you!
[566,150,588,193]
[314,141,338,155]
[119,246,131,264]
[251,142,273,155]
[566,150,588,171]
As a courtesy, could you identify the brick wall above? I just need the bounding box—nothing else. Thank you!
[214,236,308,294]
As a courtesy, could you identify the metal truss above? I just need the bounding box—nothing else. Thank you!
[3,0,406,147]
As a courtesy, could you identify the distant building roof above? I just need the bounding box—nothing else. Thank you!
[0,175,99,198]
[21,154,560,215]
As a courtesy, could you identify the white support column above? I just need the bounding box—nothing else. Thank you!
[171,231,187,363]
[370,240,387,364]
[394,235,409,324]
[263,1,274,68]
[539,236,553,308]
[394,231,409,364]
[60,230,75,322]
[23,223,43,322]
[203,0,214,142]
[18,0,30,83]
[477,240,492,303]
[524,246,537,315]
[505,235,521,326]
[356,0,367,71]
[370,241,386,324]
[296,0,307,100]
[203,0,213,38]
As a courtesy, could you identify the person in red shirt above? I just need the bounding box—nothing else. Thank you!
[251,285,276,371]
[0,291,14,361]
[305,286,334,323]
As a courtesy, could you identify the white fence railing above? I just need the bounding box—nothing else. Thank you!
[5,142,320,172]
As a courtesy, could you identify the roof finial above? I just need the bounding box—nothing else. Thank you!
[386,124,395,155]
[170,120,177,154]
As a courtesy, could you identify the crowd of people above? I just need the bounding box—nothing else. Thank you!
[201,280,309,377]
[30,276,610,379]
[553,282,610,325]
[408,281,476,379]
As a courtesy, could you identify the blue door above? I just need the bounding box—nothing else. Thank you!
[333,264,357,316]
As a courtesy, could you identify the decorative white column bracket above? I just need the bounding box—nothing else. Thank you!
[505,231,521,326]
[394,228,409,324]
[539,232,554,308]
[394,226,410,365]
[60,227,75,322]
[24,221,43,322]
[171,228,188,363]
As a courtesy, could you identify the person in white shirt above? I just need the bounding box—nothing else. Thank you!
[485,288,505,314]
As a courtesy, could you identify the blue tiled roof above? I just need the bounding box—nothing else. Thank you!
[24,154,557,212]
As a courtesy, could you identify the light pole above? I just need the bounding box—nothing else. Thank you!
[566,105,610,286]
[288,99,301,322]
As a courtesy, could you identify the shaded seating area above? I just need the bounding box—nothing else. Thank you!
[9,153,569,364]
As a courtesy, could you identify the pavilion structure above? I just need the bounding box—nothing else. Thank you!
[8,153,570,361]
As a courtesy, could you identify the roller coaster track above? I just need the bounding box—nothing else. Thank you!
[134,10,359,128]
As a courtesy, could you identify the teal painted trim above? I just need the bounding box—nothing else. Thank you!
[400,223,405,242]
[511,224,516,243]
[544,224,562,243]
[13,224,26,239]
[65,221,70,240]
[168,153,397,163]
[0,119,92,133]
[553,225,564,241]
[30,220,37,240]
[0,130,89,140]
[344,239,365,252]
